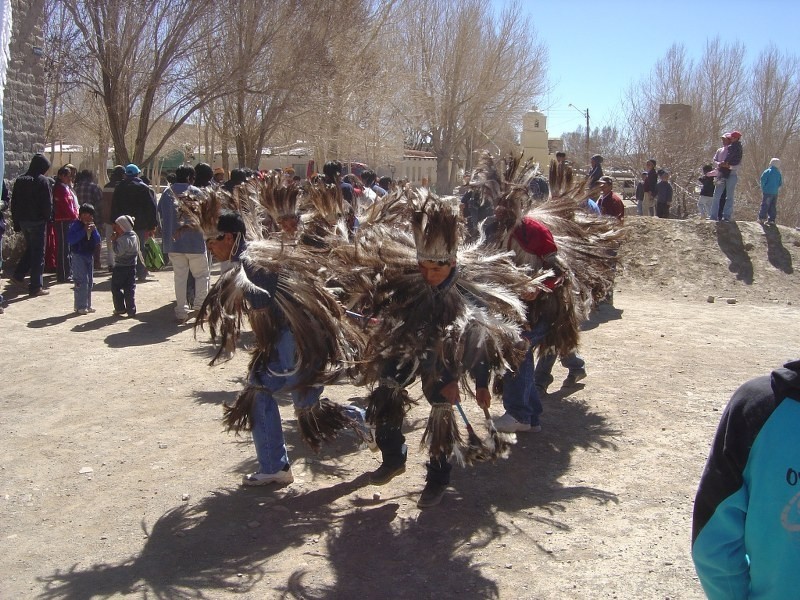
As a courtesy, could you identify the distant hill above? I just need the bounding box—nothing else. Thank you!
[617,217,800,304]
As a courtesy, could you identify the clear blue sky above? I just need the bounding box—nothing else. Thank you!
[492,0,800,138]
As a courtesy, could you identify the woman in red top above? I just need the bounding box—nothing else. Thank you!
[53,165,79,282]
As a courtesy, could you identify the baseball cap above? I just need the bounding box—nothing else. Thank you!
[729,130,741,140]
[598,176,613,185]
[125,163,141,176]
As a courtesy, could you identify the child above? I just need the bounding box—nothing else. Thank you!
[655,169,673,219]
[111,215,139,317]
[67,204,102,314]
[697,165,715,219]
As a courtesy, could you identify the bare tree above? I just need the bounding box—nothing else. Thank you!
[61,0,225,169]
[394,0,547,193]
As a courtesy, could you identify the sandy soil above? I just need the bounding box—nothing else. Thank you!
[1,217,799,599]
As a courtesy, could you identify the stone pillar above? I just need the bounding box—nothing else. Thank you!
[4,0,45,179]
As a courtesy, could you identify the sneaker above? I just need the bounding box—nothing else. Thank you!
[417,481,447,508]
[369,463,406,485]
[563,369,587,388]
[29,288,50,297]
[493,412,532,433]
[87,307,96,313]
[758,218,765,225]
[77,308,89,315]
[242,467,294,486]
[530,424,543,433]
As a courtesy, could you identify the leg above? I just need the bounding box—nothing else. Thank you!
[26,222,47,293]
[13,224,33,282]
[134,230,148,281]
[72,254,91,311]
[500,344,534,424]
[768,195,778,222]
[170,252,190,318]
[709,181,725,221]
[721,171,737,221]
[758,193,769,221]
[110,268,125,312]
[248,387,290,475]
[187,251,211,309]
[55,222,72,282]
[123,266,137,315]
[534,351,557,392]
[104,224,115,269]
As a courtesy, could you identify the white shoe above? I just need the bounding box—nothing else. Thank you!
[493,412,532,433]
[242,467,294,486]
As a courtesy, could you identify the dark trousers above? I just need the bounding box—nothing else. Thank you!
[375,368,454,485]
[111,265,137,315]
[13,220,47,292]
[55,221,72,282]
[656,202,670,218]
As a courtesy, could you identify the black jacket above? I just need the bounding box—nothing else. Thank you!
[10,153,52,224]
[110,177,157,231]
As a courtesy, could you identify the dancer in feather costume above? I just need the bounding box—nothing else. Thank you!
[469,152,623,432]
[338,185,536,508]
[195,203,365,486]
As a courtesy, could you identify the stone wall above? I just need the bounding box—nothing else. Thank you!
[4,0,45,179]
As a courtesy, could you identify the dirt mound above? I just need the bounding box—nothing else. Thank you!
[617,217,800,304]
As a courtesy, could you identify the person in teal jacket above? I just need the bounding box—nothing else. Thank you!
[692,359,800,599]
[758,158,783,225]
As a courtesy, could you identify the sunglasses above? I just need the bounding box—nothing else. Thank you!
[205,233,226,243]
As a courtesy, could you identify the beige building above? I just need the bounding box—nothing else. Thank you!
[519,109,551,169]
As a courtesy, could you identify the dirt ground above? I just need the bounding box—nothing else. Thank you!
[1,217,799,599]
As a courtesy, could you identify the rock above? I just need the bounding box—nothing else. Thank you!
[726,298,737,304]
[181,494,190,501]
[373,493,381,501]
[79,467,94,474]
[706,296,715,303]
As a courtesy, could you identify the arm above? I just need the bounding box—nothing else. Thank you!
[66,220,85,245]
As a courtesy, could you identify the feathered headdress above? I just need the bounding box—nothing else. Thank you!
[255,172,300,222]
[410,187,461,262]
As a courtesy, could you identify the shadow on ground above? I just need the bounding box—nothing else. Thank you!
[38,397,617,599]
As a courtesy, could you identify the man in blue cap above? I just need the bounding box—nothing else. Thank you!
[110,164,157,281]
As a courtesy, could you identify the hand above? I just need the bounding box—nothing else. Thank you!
[440,381,460,405]
[476,387,491,410]
[521,288,540,301]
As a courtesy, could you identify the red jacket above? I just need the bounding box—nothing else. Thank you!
[510,216,557,257]
[53,182,79,221]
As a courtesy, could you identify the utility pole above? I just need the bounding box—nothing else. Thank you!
[569,104,591,163]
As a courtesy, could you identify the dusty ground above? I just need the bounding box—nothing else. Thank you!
[1,217,799,599]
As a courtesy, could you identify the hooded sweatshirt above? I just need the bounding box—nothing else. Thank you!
[10,153,52,223]
[760,160,783,195]
[692,359,800,599]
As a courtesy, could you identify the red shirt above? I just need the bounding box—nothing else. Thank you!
[598,192,625,221]
[53,182,79,221]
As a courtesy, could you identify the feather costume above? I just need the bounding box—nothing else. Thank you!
[337,186,534,464]
[473,152,625,356]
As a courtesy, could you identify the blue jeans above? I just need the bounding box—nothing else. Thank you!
[249,327,323,474]
[72,253,94,311]
[13,220,47,292]
[501,320,550,426]
[710,170,738,221]
[758,194,778,222]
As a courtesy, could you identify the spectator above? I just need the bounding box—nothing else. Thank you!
[101,166,125,270]
[110,215,139,317]
[322,161,354,204]
[634,171,646,216]
[655,170,673,218]
[194,163,214,189]
[52,165,79,283]
[361,169,386,198]
[692,359,800,600]
[67,204,101,314]
[758,158,782,225]
[157,165,209,323]
[222,168,247,193]
[587,154,604,191]
[73,170,104,269]
[378,176,392,193]
[697,165,715,219]
[596,176,625,221]
[643,159,658,217]
[110,164,157,282]
[710,131,743,222]
[548,151,573,198]
[212,167,225,186]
